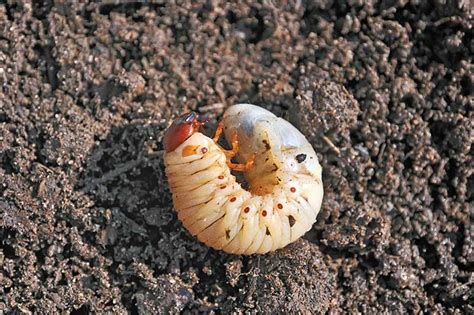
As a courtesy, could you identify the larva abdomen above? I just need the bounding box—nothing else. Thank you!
[163,104,324,255]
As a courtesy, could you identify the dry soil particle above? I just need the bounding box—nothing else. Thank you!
[0,0,473,314]
[222,240,336,313]
[291,77,360,152]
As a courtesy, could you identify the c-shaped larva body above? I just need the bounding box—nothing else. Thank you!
[163,104,323,255]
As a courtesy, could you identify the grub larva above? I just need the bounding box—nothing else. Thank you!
[163,104,323,255]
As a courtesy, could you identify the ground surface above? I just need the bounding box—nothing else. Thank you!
[0,1,473,313]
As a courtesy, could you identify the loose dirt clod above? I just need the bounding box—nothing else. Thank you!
[223,240,336,313]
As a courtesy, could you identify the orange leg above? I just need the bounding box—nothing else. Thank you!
[213,121,224,143]
[213,121,238,158]
[224,131,239,158]
[226,133,255,172]
[213,120,255,172]
[228,153,256,172]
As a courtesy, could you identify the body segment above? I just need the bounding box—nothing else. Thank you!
[164,104,323,255]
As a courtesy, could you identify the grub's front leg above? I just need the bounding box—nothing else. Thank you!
[213,120,255,172]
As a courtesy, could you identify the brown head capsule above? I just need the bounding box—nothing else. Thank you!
[163,112,202,152]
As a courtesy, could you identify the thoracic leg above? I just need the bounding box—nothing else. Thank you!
[212,121,224,143]
[227,154,256,172]
[213,120,255,172]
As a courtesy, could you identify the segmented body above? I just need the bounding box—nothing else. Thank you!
[164,104,323,254]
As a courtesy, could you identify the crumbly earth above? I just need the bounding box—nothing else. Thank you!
[0,1,472,313]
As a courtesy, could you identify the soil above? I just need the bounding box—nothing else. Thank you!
[0,1,472,313]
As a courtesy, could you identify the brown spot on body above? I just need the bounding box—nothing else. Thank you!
[201,147,208,154]
[218,175,225,179]
[244,207,250,213]
[230,197,236,202]
[277,203,283,209]
[220,185,227,189]
[182,144,200,157]
[262,139,271,151]
[296,153,307,163]
[266,227,271,235]
[262,210,267,217]
[290,187,296,193]
[288,215,296,227]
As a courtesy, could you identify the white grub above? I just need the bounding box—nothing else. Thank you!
[164,104,324,255]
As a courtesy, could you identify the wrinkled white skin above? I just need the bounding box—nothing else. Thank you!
[164,104,323,254]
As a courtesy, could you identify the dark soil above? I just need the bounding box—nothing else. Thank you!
[1,1,472,313]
